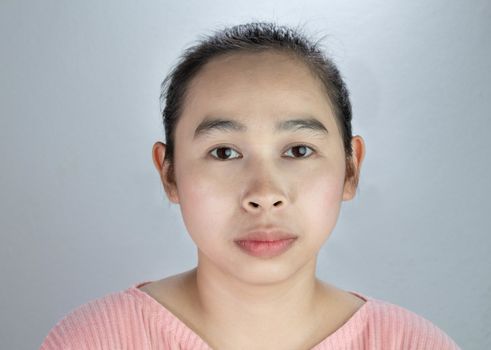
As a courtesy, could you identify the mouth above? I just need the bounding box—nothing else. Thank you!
[234,238,297,258]
[235,230,298,258]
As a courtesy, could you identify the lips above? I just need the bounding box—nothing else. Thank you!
[234,227,298,258]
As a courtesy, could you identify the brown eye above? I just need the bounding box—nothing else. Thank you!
[284,145,315,158]
[209,147,240,160]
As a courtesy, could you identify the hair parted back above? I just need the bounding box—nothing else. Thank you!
[159,21,359,192]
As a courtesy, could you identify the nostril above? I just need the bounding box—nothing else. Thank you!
[247,200,282,209]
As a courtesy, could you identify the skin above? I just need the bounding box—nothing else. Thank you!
[149,51,366,349]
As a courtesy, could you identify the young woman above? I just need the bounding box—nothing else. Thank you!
[40,21,461,350]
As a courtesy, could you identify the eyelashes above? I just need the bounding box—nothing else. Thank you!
[208,144,316,161]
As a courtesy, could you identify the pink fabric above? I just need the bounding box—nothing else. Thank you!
[40,280,461,349]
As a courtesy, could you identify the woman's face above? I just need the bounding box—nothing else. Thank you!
[156,51,359,284]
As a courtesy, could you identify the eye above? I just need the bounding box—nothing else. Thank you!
[209,146,241,160]
[284,144,315,159]
[208,144,316,161]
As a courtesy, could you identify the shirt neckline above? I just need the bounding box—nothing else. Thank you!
[128,280,374,349]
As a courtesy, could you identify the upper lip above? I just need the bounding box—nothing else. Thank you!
[235,227,298,242]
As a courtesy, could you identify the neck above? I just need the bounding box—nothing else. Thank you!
[189,250,328,334]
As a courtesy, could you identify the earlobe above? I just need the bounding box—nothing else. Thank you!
[152,142,180,204]
[342,180,355,201]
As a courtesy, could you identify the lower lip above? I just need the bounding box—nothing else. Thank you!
[234,238,297,258]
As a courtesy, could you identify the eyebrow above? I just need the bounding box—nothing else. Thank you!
[193,116,329,140]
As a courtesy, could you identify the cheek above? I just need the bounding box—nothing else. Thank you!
[176,170,234,245]
[295,167,345,243]
[302,172,344,210]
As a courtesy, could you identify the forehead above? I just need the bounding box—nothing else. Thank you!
[178,51,337,137]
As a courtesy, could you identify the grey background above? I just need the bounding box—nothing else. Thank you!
[1,0,489,349]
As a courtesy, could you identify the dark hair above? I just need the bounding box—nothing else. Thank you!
[160,21,358,191]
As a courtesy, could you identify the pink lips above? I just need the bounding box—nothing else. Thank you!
[234,229,298,258]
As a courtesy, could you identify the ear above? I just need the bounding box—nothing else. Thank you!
[152,142,179,204]
[342,135,366,201]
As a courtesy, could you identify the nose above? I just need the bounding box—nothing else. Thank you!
[240,162,288,213]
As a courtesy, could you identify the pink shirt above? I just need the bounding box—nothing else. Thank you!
[40,280,461,349]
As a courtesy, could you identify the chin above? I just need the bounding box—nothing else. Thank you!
[229,260,302,285]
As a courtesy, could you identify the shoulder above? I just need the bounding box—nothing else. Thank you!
[39,283,161,350]
[362,296,461,350]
